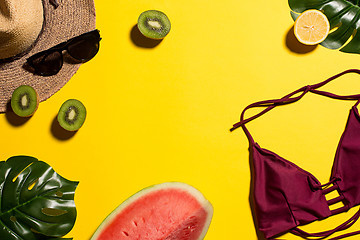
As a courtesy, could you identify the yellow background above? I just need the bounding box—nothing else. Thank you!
[2,0,360,239]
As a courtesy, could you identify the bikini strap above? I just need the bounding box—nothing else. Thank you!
[231,69,360,143]
[230,85,310,143]
[289,207,360,240]
[309,69,360,102]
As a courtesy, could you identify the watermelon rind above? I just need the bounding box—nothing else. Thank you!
[91,182,213,240]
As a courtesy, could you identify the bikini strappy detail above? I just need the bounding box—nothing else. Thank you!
[231,69,360,136]
[232,69,360,239]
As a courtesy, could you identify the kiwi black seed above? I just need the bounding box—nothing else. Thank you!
[137,10,171,39]
[57,99,86,131]
[11,85,39,117]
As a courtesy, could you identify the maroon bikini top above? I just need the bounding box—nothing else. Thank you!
[231,69,360,240]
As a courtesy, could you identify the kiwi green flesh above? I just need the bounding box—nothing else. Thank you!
[11,85,38,117]
[138,10,171,39]
[58,99,86,131]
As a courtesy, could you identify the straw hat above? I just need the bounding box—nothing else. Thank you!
[0,0,96,112]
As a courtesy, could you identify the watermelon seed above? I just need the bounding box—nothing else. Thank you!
[133,221,138,227]
[122,231,129,236]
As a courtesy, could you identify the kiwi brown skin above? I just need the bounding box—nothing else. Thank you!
[10,85,39,117]
[137,10,171,40]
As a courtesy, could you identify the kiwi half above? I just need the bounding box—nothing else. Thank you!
[11,85,39,117]
[57,99,86,131]
[137,10,171,39]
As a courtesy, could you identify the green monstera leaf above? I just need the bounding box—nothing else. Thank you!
[289,0,360,53]
[0,156,78,240]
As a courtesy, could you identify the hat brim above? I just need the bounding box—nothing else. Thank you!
[0,0,96,112]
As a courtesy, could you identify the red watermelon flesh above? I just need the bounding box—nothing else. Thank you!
[91,182,213,240]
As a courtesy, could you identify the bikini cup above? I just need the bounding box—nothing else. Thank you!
[231,69,360,240]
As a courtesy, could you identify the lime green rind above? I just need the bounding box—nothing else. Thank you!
[288,0,360,53]
[90,182,213,240]
[137,10,171,39]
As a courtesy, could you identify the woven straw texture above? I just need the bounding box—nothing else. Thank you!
[0,0,44,59]
[0,0,96,112]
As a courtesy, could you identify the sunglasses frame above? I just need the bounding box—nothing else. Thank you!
[27,29,101,76]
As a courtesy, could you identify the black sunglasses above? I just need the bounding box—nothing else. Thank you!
[27,29,101,76]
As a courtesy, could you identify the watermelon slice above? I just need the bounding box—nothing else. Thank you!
[91,182,213,240]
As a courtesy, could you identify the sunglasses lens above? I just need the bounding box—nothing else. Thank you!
[28,51,63,76]
[67,33,100,62]
[26,30,100,76]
